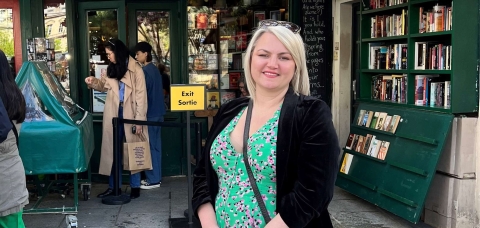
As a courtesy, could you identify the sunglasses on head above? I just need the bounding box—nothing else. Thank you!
[259,19,301,34]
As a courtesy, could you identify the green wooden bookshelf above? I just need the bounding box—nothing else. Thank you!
[337,0,477,224]
[358,0,478,114]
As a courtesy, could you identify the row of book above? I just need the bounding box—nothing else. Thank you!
[414,75,451,108]
[369,43,407,70]
[367,0,408,10]
[346,133,391,160]
[372,74,407,103]
[369,10,408,38]
[419,4,452,34]
[189,72,242,90]
[340,134,392,175]
[414,42,451,70]
[357,109,401,134]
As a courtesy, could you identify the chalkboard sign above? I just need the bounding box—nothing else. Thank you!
[300,0,333,107]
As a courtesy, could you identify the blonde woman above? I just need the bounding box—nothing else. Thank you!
[192,20,340,227]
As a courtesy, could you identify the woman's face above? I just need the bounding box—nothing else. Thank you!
[135,51,148,64]
[250,32,295,93]
[239,82,248,96]
[106,47,116,64]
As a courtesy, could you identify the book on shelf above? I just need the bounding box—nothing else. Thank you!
[356,109,401,133]
[414,75,450,107]
[362,134,374,154]
[370,9,408,38]
[220,91,236,105]
[367,137,380,157]
[344,133,391,160]
[208,14,217,29]
[355,135,365,153]
[220,73,230,89]
[375,112,388,130]
[369,43,407,70]
[189,74,218,89]
[368,0,408,10]
[414,42,451,70]
[229,72,241,89]
[346,133,355,150]
[340,153,354,174]
[419,4,453,33]
[371,74,407,103]
[377,141,390,160]
[196,13,208,29]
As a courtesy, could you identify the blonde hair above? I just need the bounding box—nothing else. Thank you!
[243,26,310,101]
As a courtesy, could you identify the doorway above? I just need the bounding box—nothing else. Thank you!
[76,0,184,177]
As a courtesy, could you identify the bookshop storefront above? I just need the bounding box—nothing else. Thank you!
[12,0,333,178]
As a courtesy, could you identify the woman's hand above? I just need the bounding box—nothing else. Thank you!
[135,125,143,135]
[85,76,95,87]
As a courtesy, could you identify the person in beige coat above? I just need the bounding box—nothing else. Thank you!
[85,39,148,199]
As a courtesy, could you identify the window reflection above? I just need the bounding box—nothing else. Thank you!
[87,9,118,113]
[44,1,69,90]
[0,8,15,76]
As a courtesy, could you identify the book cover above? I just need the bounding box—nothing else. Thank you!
[207,91,220,109]
[208,13,217,29]
[357,110,366,125]
[220,91,236,105]
[362,134,373,154]
[366,137,378,156]
[377,141,390,160]
[369,112,380,128]
[229,72,241,89]
[345,133,355,150]
[376,112,387,130]
[355,136,365,153]
[382,115,392,131]
[220,73,230,89]
[196,13,208,29]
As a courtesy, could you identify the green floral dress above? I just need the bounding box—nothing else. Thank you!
[210,106,280,228]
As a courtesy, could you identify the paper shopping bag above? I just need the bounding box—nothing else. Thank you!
[123,133,152,171]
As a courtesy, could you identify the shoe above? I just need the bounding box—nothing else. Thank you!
[141,179,148,185]
[140,182,161,190]
[130,187,140,199]
[97,188,121,198]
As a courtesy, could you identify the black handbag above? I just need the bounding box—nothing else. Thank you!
[243,99,272,223]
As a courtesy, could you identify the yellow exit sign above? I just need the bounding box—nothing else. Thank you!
[170,84,206,111]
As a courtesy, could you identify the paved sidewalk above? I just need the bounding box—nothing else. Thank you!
[22,176,433,228]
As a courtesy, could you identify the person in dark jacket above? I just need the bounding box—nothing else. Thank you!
[192,20,340,228]
[134,42,166,190]
[0,49,28,228]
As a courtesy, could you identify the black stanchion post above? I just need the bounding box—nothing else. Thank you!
[102,117,131,205]
[186,111,193,226]
[112,117,120,196]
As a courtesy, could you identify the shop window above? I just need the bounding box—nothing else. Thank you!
[187,0,289,107]
[0,8,14,58]
[44,0,69,92]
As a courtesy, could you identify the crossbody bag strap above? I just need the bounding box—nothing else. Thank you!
[243,99,272,223]
[10,120,18,147]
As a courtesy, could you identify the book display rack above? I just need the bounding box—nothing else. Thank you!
[337,0,479,223]
[336,102,453,223]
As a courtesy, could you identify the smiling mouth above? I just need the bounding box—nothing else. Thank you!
[263,71,279,77]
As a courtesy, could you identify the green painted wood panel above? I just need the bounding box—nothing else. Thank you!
[336,102,453,223]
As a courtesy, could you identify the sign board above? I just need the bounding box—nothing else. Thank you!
[300,0,333,108]
[170,84,206,111]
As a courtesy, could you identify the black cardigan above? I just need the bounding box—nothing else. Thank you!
[192,89,340,227]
